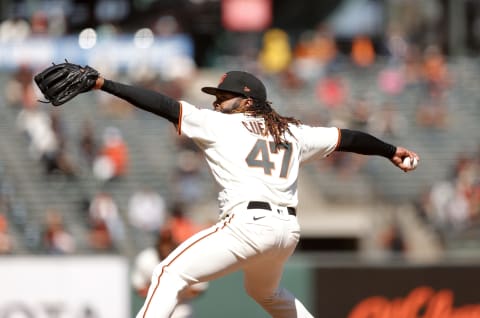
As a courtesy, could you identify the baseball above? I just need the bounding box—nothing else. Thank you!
[402,156,418,169]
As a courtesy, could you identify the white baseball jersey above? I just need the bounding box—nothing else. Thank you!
[179,101,340,218]
[137,101,332,318]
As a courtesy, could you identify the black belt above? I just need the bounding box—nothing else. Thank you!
[247,201,296,216]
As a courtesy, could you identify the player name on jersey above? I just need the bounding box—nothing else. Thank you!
[242,119,268,137]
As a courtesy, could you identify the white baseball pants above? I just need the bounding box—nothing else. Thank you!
[136,203,314,318]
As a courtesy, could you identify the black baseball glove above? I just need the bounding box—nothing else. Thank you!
[34,61,99,106]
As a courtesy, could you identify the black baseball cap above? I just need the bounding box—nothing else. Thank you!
[201,71,267,102]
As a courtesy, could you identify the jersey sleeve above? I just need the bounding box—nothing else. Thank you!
[178,101,219,146]
[295,125,340,161]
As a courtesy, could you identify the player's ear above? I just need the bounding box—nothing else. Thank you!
[244,97,254,107]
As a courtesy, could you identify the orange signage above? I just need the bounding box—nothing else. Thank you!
[349,286,480,318]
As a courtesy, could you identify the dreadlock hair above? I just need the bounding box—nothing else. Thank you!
[248,99,301,146]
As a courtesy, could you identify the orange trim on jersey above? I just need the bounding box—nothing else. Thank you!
[334,127,341,151]
[142,215,234,317]
[176,102,183,135]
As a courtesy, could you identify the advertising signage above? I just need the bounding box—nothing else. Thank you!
[314,264,480,318]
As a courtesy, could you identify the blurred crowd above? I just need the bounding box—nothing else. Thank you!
[416,149,480,241]
[0,54,209,255]
[0,0,478,258]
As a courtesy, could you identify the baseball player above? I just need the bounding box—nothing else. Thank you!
[89,70,418,318]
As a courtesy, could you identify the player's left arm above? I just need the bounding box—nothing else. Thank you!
[94,77,180,125]
[336,129,419,172]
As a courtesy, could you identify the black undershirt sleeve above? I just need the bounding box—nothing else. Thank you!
[337,129,397,159]
[100,79,180,124]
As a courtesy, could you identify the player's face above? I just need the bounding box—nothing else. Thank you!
[213,93,248,114]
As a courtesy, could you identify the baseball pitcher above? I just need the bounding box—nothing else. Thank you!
[35,63,419,318]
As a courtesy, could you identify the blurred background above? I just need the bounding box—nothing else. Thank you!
[0,0,479,317]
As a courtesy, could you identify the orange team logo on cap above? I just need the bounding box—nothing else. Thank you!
[219,73,227,85]
[243,86,251,92]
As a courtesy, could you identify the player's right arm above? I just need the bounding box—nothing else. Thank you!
[336,129,396,158]
[94,77,180,125]
[336,129,419,172]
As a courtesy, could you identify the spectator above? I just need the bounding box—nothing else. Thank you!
[128,187,167,233]
[93,127,129,182]
[88,216,113,251]
[421,44,451,98]
[446,184,471,230]
[412,45,451,130]
[383,23,409,64]
[424,153,479,233]
[315,71,348,114]
[379,220,408,255]
[42,208,76,254]
[428,181,455,231]
[164,202,204,244]
[377,64,405,96]
[0,212,13,254]
[48,110,78,177]
[350,35,375,68]
[17,104,77,177]
[292,24,338,81]
[132,228,178,297]
[88,191,125,249]
[16,103,60,173]
[78,118,98,168]
[0,16,31,43]
[316,70,350,127]
[258,28,292,74]
[30,10,49,35]
[131,227,208,318]
[4,64,36,109]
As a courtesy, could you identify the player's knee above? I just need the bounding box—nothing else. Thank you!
[152,265,189,293]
